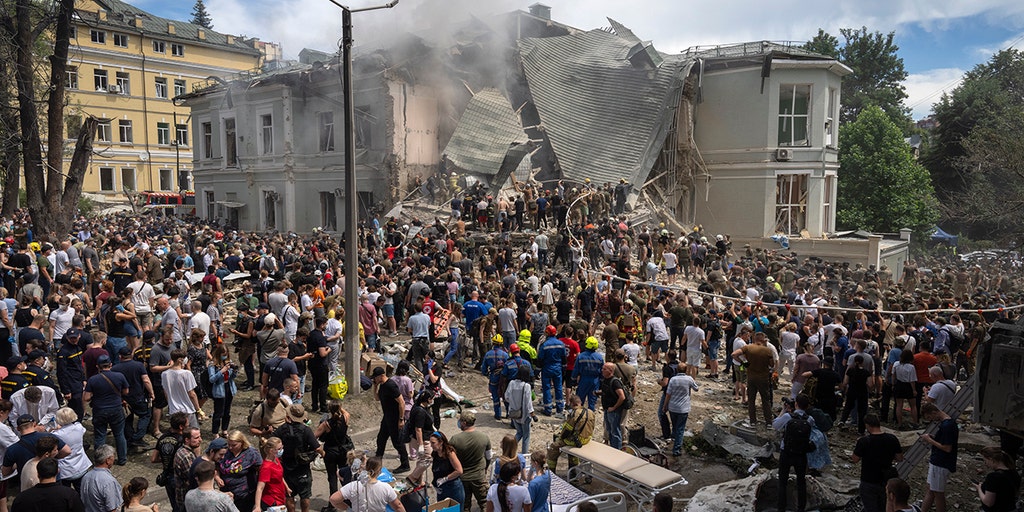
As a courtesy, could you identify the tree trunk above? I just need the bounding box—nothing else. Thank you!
[14,0,46,235]
[1,108,20,216]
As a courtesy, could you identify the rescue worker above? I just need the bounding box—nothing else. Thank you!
[516,329,538,377]
[538,325,566,416]
[481,334,508,420]
[572,337,605,411]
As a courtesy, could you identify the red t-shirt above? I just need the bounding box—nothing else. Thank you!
[561,337,580,370]
[259,458,286,506]
[913,352,938,384]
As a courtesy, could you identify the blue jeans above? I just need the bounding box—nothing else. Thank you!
[542,370,564,414]
[603,408,623,449]
[93,405,127,463]
[488,382,502,419]
[444,328,460,365]
[577,383,598,411]
[125,399,152,444]
[366,333,379,352]
[437,478,465,506]
[512,415,532,453]
[670,411,689,455]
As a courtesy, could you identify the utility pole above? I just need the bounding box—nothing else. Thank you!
[326,0,399,395]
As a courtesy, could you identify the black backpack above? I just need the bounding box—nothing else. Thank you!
[783,411,815,454]
[154,432,183,486]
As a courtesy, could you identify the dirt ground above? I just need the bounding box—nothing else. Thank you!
[74,334,996,512]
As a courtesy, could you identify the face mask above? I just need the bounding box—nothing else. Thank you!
[276,448,284,458]
[221,355,228,361]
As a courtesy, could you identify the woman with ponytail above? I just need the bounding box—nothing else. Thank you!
[122,477,157,512]
[486,460,531,512]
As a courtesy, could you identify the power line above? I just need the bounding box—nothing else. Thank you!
[907,31,1024,113]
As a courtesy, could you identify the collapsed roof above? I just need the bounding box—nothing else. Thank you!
[443,88,530,178]
[516,21,694,189]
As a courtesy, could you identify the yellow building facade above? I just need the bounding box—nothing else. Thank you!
[67,0,266,197]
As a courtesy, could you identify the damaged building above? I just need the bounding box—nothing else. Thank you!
[179,4,904,268]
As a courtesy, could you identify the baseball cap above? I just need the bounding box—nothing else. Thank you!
[16,414,35,427]
[208,438,228,451]
[97,355,112,366]
[6,356,25,368]
[66,328,81,338]
[27,350,45,361]
[371,366,386,378]
[258,302,270,310]
[118,346,133,357]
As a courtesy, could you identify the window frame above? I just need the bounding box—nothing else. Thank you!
[318,111,335,152]
[159,168,174,191]
[223,117,238,166]
[778,84,811,147]
[173,79,186,98]
[153,40,166,53]
[96,120,112,143]
[120,167,136,192]
[115,71,130,95]
[90,29,105,44]
[65,66,78,90]
[118,119,133,144]
[175,124,189,146]
[93,69,108,91]
[154,77,168,99]
[171,43,185,57]
[201,121,213,159]
[157,122,171,146]
[320,191,337,231]
[113,33,128,48]
[259,113,274,155]
[99,167,115,191]
[775,172,810,236]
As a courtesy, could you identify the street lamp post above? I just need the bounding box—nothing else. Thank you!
[326,0,399,395]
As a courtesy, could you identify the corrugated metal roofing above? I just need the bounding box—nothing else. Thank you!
[83,0,261,56]
[443,88,529,177]
[518,28,693,189]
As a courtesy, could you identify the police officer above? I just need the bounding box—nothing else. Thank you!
[538,325,566,416]
[83,354,130,465]
[572,337,605,411]
[481,334,508,420]
[23,350,60,400]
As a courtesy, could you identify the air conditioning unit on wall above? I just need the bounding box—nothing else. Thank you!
[776,148,792,161]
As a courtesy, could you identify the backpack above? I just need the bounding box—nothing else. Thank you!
[281,422,319,464]
[782,411,815,454]
[807,407,834,433]
[945,327,965,353]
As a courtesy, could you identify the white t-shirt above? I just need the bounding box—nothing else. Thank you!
[162,368,197,414]
[928,379,957,411]
[48,306,75,341]
[780,331,800,353]
[663,252,677,269]
[127,281,156,314]
[732,338,747,365]
[188,311,212,344]
[487,483,532,512]
[340,480,398,512]
[622,342,641,366]
[646,317,669,342]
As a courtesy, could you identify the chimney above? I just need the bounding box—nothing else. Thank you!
[197,29,205,40]
[98,9,107,21]
[168,23,176,35]
[134,14,143,28]
[226,35,235,45]
[528,3,551,20]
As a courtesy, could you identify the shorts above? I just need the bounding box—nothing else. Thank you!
[285,469,313,499]
[686,348,701,366]
[382,304,395,318]
[152,387,168,409]
[666,267,677,276]
[733,365,748,384]
[563,368,576,388]
[927,464,951,492]
[137,311,154,327]
[123,322,140,337]
[894,381,915,399]
[650,340,667,354]
[707,339,720,360]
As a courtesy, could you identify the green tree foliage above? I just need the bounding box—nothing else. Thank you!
[837,105,938,235]
[191,0,213,29]
[804,27,910,128]
[802,29,838,59]
[923,49,1024,242]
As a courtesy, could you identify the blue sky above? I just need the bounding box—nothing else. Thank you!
[138,0,1024,120]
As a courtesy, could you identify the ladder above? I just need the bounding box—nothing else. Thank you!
[895,373,977,479]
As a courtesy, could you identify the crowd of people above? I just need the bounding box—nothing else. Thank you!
[0,178,1019,512]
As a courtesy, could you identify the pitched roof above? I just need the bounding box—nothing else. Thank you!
[443,88,529,177]
[81,0,260,56]
[518,27,693,188]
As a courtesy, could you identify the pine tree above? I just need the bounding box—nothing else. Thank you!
[191,0,213,29]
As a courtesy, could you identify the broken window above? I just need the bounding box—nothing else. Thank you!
[778,84,810,147]
[823,174,836,233]
[355,107,375,148]
[320,192,337,231]
[260,114,273,155]
[206,191,216,221]
[224,118,237,166]
[775,173,808,235]
[264,190,277,230]
[318,111,335,152]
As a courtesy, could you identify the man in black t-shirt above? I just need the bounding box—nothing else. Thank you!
[852,414,903,512]
[306,317,331,414]
[262,344,299,398]
[658,351,681,439]
[372,366,409,473]
[805,356,841,419]
[273,405,323,512]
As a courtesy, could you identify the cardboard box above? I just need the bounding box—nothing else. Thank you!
[363,354,389,376]
[427,498,460,512]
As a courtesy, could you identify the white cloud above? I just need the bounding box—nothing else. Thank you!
[904,68,965,120]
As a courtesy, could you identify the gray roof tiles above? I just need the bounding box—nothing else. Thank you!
[443,88,529,177]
